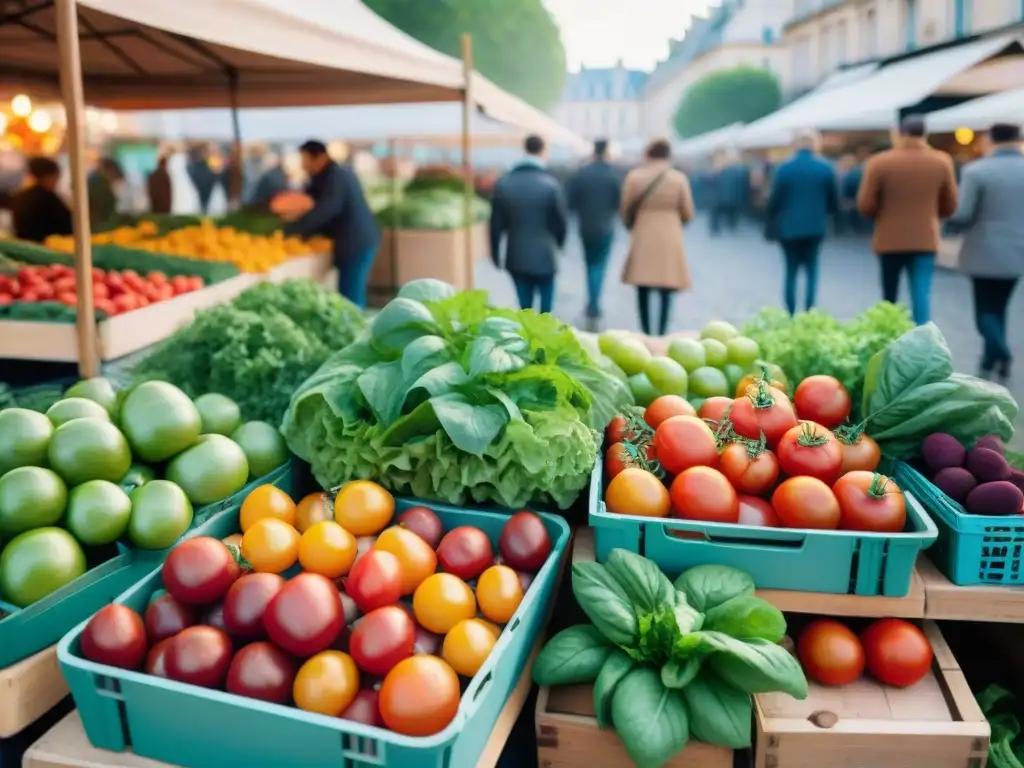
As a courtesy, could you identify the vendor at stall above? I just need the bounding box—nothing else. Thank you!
[10,155,72,242]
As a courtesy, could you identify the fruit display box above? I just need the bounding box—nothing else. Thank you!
[57,501,570,768]
[0,461,293,668]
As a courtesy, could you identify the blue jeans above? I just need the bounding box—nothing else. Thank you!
[973,277,1018,373]
[337,246,377,309]
[582,233,614,316]
[780,237,821,315]
[512,274,555,314]
[880,252,934,325]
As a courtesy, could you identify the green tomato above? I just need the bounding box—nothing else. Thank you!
[726,336,761,368]
[128,480,194,550]
[45,398,111,427]
[645,357,688,397]
[700,338,728,369]
[0,527,86,607]
[194,393,243,436]
[0,466,67,539]
[231,421,288,479]
[119,381,202,464]
[64,378,119,417]
[47,418,132,487]
[700,320,740,344]
[628,373,662,408]
[0,408,53,476]
[722,364,746,396]
[66,480,132,546]
[688,367,731,399]
[602,334,652,377]
[667,338,706,373]
[165,435,249,506]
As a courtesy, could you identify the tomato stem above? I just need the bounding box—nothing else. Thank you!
[706,404,740,450]
[740,432,767,459]
[747,365,778,410]
[621,440,664,479]
[832,423,863,446]
[795,421,829,448]
[867,473,893,500]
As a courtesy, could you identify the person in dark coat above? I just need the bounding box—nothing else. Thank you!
[87,157,123,231]
[10,156,72,242]
[489,135,568,314]
[710,152,748,234]
[284,140,380,309]
[147,155,172,214]
[186,146,217,215]
[765,129,838,315]
[247,155,289,211]
[566,139,621,330]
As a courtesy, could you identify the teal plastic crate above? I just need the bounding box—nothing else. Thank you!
[57,501,569,768]
[894,460,1024,586]
[0,460,293,667]
[589,459,937,595]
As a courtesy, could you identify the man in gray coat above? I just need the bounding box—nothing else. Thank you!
[948,122,1024,383]
[489,135,568,314]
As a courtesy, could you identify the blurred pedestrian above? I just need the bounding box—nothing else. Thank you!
[221,145,244,210]
[709,149,746,234]
[87,157,124,231]
[947,123,1024,383]
[621,138,694,336]
[187,146,217,215]
[858,115,958,325]
[247,152,289,211]
[489,135,568,314]
[765,129,838,315]
[566,139,622,330]
[10,156,72,242]
[843,146,871,233]
[147,155,172,214]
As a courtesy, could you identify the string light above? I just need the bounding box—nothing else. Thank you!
[10,95,32,117]
[27,110,52,133]
[954,127,974,146]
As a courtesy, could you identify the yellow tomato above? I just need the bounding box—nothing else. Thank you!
[298,521,357,578]
[475,565,524,624]
[240,485,297,532]
[442,619,497,677]
[295,492,332,533]
[373,526,438,595]
[241,518,300,574]
[413,573,476,635]
[334,480,395,537]
[293,651,359,715]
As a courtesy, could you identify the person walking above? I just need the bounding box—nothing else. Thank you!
[283,140,380,309]
[87,157,123,231]
[857,115,958,325]
[147,155,172,214]
[489,134,568,314]
[765,129,838,315]
[620,138,694,336]
[10,156,72,242]
[566,139,621,330]
[947,123,1024,383]
[709,150,745,234]
[186,146,217,215]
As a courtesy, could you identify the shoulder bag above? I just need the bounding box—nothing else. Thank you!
[623,170,668,230]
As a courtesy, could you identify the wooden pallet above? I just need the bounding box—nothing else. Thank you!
[0,646,68,739]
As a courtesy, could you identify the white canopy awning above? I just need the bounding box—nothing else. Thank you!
[925,88,1024,132]
[674,123,746,160]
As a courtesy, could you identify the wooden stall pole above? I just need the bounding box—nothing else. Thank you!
[460,34,475,290]
[56,0,99,377]
[388,138,399,299]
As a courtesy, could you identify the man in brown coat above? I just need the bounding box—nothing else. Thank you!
[857,115,958,325]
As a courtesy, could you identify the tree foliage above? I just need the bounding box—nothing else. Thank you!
[673,66,782,138]
[363,0,567,110]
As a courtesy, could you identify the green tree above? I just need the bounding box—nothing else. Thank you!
[363,0,567,110]
[673,66,782,138]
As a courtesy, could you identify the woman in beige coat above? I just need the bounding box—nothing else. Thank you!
[621,138,695,336]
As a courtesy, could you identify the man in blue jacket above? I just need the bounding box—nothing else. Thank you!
[285,140,380,309]
[765,129,838,315]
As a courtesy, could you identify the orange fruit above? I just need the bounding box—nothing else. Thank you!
[374,526,438,595]
[294,492,332,533]
[298,521,357,578]
[413,573,476,635]
[442,618,497,677]
[333,480,395,536]
[241,518,300,574]
[476,565,524,624]
[240,485,297,533]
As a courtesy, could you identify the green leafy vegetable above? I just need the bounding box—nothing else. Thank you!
[572,562,638,646]
[532,625,613,686]
[683,669,754,749]
[674,564,754,612]
[604,548,675,615]
[979,684,1024,768]
[703,594,787,642]
[593,650,636,729]
[707,635,809,698]
[611,667,690,768]
[375,188,490,230]
[661,657,701,689]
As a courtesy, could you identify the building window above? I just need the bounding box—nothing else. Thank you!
[904,0,917,51]
[835,19,848,65]
[762,26,774,43]
[863,8,878,58]
[954,0,972,37]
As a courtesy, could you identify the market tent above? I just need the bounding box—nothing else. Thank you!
[674,123,746,160]
[925,88,1024,132]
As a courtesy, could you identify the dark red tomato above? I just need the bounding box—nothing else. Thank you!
[437,526,493,581]
[645,395,696,429]
[860,619,933,688]
[515,570,535,593]
[737,495,780,527]
[165,626,233,688]
[202,602,229,633]
[797,619,865,686]
[144,594,196,644]
[397,506,444,549]
[223,573,286,639]
[776,422,843,485]
[81,605,148,670]
[653,415,720,475]
[730,388,798,448]
[414,625,442,656]
[226,641,298,704]
[833,471,907,533]
[698,396,734,426]
[499,511,551,573]
[771,477,841,530]
[719,442,780,495]
[670,467,739,524]
[345,549,403,613]
[264,573,344,657]
[162,537,241,605]
[145,637,173,678]
[340,689,386,727]
[837,432,882,474]
[349,605,416,676]
[794,375,852,429]
[605,414,633,445]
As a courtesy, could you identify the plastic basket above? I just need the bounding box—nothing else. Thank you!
[57,500,570,768]
[589,458,937,596]
[0,461,294,667]
[894,459,1024,586]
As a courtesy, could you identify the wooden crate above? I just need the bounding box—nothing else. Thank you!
[0,646,67,738]
[536,683,733,768]
[754,621,988,768]
[919,555,1024,623]
[369,225,480,294]
[266,253,332,283]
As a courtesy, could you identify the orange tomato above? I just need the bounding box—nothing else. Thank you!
[443,619,498,676]
[240,485,297,533]
[379,656,461,736]
[604,467,671,518]
[475,565,523,624]
[413,573,476,635]
[373,526,438,595]
[293,651,359,715]
[298,521,357,578]
[334,480,395,537]
[222,533,243,549]
[294,492,332,533]
[241,518,300,574]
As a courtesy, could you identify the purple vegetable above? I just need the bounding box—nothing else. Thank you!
[966,448,1011,484]
[933,467,978,505]
[1009,470,1024,496]
[965,481,1024,516]
[922,433,966,474]
[975,435,1005,455]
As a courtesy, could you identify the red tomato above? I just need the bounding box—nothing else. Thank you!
[437,526,494,581]
[57,291,77,307]
[794,375,852,429]
[349,605,415,676]
[81,605,148,670]
[670,467,739,523]
[144,594,197,644]
[20,291,38,302]
[148,270,168,285]
[95,299,117,316]
[7,279,20,297]
[345,549,403,613]
[0,293,12,306]
[797,619,865,686]
[499,511,551,573]
[737,495,780,527]
[17,267,41,283]
[155,284,175,302]
[92,282,110,300]
[340,689,386,727]
[92,268,106,281]
[776,422,843,485]
[605,441,656,480]
[833,471,907,533]
[653,415,719,475]
[396,505,444,549]
[645,395,696,429]
[170,275,190,295]
[719,442,780,495]
[166,626,233,688]
[162,537,241,605]
[113,294,137,313]
[202,601,229,634]
[145,637,173,678]
[860,619,933,688]
[34,282,55,300]
[226,641,297,704]
[837,432,882,474]
[222,573,286,639]
[604,467,671,518]
[771,477,841,529]
[730,388,798,448]
[698,396,734,425]
[186,276,205,291]
[379,656,461,736]
[605,414,636,446]
[52,276,75,295]
[264,573,344,657]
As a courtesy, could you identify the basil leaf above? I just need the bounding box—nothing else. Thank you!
[593,649,635,729]
[674,600,704,635]
[604,548,675,615]
[429,393,507,457]
[683,669,753,748]
[533,625,613,686]
[572,562,639,646]
[703,595,786,642]
[709,637,808,699]
[612,667,690,768]
[661,657,702,689]
[674,564,754,612]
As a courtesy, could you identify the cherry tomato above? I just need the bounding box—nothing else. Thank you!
[730,387,798,448]
[653,416,719,474]
[670,467,739,523]
[166,626,233,688]
[263,573,344,657]
[476,565,524,624]
[241,518,300,574]
[345,549,403,613]
[605,414,634,445]
[719,442,780,495]
[299,521,357,579]
[294,651,360,715]
[226,641,298,704]
[349,605,415,676]
[81,605,148,670]
[698,396,734,425]
[413,573,477,634]
[735,374,787,399]
[340,689,386,727]
[374,525,438,595]
[499,511,551,573]
[202,601,229,634]
[240,485,297,533]
[415,625,443,655]
[797,619,865,686]
[162,537,241,605]
[222,572,285,639]
[833,471,907,533]
[443,618,498,676]
[334,480,395,537]
[144,594,196,644]
[737,495,780,527]
[604,467,670,518]
[837,432,882,474]
[794,375,852,429]
[379,656,461,736]
[771,476,841,529]
[437,526,493,581]
[645,395,696,429]
[294,492,332,533]
[860,619,933,688]
[776,422,843,485]
[396,505,444,549]
[145,637,173,678]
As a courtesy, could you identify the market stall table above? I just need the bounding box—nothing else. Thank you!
[0,647,67,738]
[919,554,1024,622]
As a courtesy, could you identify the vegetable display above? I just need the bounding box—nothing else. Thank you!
[919,432,1024,515]
[980,684,1024,768]
[533,551,807,765]
[375,189,490,231]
